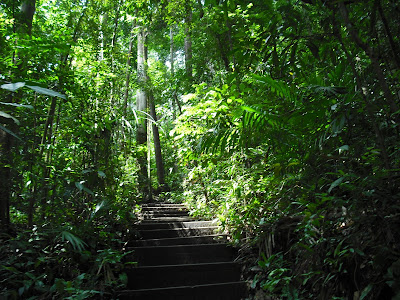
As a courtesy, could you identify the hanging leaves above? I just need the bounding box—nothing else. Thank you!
[25,85,66,99]
[0,82,26,92]
[1,82,66,99]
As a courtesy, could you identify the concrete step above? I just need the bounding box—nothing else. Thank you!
[136,220,217,230]
[125,262,242,289]
[139,226,220,239]
[139,216,197,222]
[141,211,189,218]
[142,205,187,211]
[127,243,236,266]
[116,281,247,300]
[130,234,228,246]
[141,203,186,208]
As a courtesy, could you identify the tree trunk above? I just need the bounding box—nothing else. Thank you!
[136,28,149,198]
[0,128,12,227]
[123,22,136,116]
[376,0,400,70]
[148,92,167,188]
[170,26,182,116]
[184,2,193,80]
[170,27,175,76]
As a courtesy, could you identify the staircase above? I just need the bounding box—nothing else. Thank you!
[117,202,247,300]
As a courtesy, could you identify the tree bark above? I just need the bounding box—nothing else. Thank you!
[123,22,136,116]
[376,0,400,70]
[184,2,193,80]
[148,92,166,187]
[136,28,148,145]
[136,28,149,198]
[16,0,36,35]
[170,26,182,116]
[170,27,175,76]
[0,128,12,227]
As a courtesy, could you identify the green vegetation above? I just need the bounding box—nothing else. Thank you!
[1,0,400,299]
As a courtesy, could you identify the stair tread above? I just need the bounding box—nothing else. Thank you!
[136,220,217,228]
[140,216,198,222]
[141,203,186,207]
[139,226,219,232]
[119,280,247,292]
[126,261,239,270]
[130,242,231,250]
[135,233,227,242]
[130,234,228,246]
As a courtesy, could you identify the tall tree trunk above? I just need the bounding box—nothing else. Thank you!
[170,26,182,116]
[110,0,123,104]
[184,2,193,80]
[0,128,12,227]
[16,0,36,35]
[170,27,175,76]
[376,0,400,70]
[136,28,149,198]
[123,22,136,116]
[148,92,167,189]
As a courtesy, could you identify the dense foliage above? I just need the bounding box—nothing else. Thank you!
[1,0,399,299]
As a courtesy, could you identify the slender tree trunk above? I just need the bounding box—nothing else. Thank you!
[148,92,167,188]
[123,22,136,116]
[0,129,12,227]
[110,0,123,104]
[170,27,182,116]
[184,2,193,80]
[136,29,148,144]
[38,97,58,220]
[147,116,153,200]
[170,27,175,76]
[136,28,149,198]
[376,0,400,70]
[111,0,123,50]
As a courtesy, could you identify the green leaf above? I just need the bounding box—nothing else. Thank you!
[75,181,84,191]
[338,145,349,155]
[0,124,22,141]
[334,240,344,257]
[61,231,87,252]
[240,105,259,113]
[0,102,34,109]
[0,111,20,124]
[328,177,344,193]
[18,287,25,296]
[360,284,373,300]
[75,181,94,195]
[0,82,25,92]
[25,85,66,99]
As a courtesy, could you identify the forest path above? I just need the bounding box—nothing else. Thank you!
[116,202,247,299]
